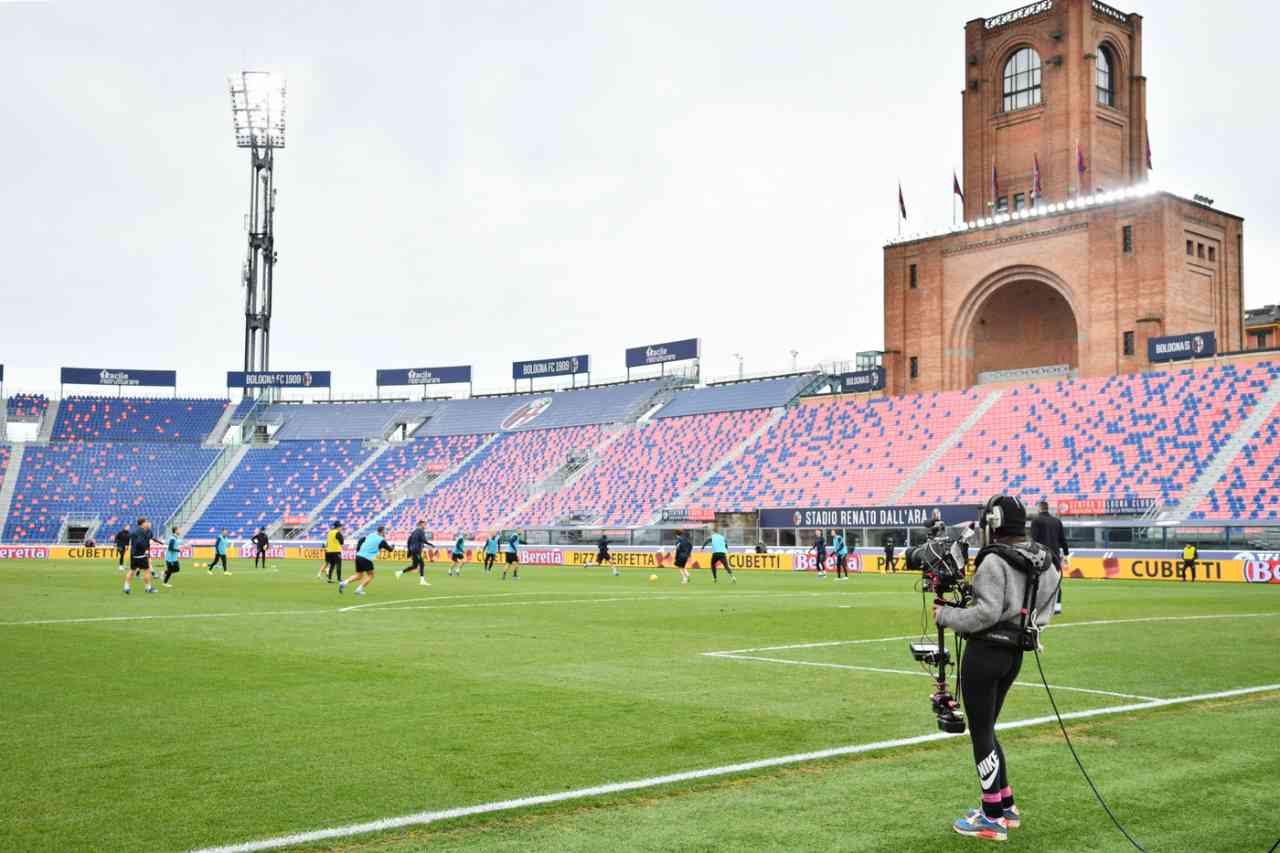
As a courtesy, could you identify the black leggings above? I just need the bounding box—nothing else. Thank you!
[255,548,268,568]
[404,553,425,575]
[210,553,229,572]
[710,553,732,579]
[484,554,495,571]
[960,639,1023,818]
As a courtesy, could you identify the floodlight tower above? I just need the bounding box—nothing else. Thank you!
[228,71,286,388]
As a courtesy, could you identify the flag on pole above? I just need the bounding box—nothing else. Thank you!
[1032,154,1043,204]
[898,182,907,220]
[991,161,1000,208]
[1145,122,1153,170]
[953,171,965,203]
[1076,143,1088,176]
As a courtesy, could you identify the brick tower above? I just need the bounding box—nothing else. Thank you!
[882,0,1244,395]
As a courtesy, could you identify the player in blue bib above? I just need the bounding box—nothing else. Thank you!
[501,532,520,580]
[162,526,183,587]
[449,533,467,577]
[339,526,394,596]
[482,535,499,573]
[702,531,736,583]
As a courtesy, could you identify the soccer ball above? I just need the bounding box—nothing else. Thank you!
[649,574,658,582]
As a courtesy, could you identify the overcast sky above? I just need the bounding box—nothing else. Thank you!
[2,0,1276,398]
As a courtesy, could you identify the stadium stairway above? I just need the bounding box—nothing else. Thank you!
[886,388,1007,503]
[489,423,634,531]
[164,444,250,535]
[661,406,788,521]
[360,434,500,534]
[36,404,58,443]
[0,444,24,535]
[1161,371,1280,523]
[275,441,394,537]
[202,401,237,448]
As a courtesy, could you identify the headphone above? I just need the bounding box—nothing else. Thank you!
[980,495,1025,534]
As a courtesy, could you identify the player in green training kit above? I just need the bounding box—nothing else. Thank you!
[339,526,393,596]
[448,533,466,576]
[482,534,498,573]
[501,531,520,580]
[702,531,736,583]
[162,526,183,587]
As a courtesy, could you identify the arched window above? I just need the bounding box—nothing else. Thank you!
[1096,46,1115,106]
[1003,48,1042,112]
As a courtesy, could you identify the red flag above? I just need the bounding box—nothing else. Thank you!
[898,182,907,219]
[1076,143,1088,175]
[1032,154,1043,204]
[953,171,965,203]
[991,161,1000,208]
[1145,123,1153,170]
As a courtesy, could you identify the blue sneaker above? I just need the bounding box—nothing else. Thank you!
[967,806,1019,829]
[953,811,1008,842]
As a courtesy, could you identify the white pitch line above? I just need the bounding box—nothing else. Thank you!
[704,611,1280,656]
[188,682,1280,853]
[710,653,1159,701]
[0,591,831,627]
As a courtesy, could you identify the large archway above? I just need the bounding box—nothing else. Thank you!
[950,266,1080,387]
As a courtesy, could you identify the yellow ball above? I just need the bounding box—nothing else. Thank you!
[649,574,658,582]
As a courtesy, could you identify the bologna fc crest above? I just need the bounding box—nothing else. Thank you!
[502,397,553,431]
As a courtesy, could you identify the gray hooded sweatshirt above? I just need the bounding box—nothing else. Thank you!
[935,541,1061,636]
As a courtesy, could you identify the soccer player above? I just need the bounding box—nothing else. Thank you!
[501,531,520,580]
[209,529,231,574]
[596,534,617,576]
[482,534,498,573]
[397,520,434,585]
[702,530,736,583]
[322,521,345,582]
[810,531,828,578]
[113,526,130,571]
[448,532,467,576]
[339,525,393,596]
[251,527,270,568]
[673,529,692,584]
[123,518,159,595]
[162,525,184,587]
[832,530,850,580]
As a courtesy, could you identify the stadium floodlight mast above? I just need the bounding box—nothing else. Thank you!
[228,70,286,398]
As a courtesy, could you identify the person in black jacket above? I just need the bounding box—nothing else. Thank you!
[673,530,693,584]
[252,528,270,568]
[883,537,897,573]
[123,518,161,595]
[397,520,435,586]
[113,527,130,570]
[1029,500,1069,613]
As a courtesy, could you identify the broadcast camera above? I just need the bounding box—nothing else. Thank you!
[904,529,972,734]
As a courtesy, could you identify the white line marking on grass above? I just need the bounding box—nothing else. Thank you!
[704,611,1280,656]
[188,682,1280,853]
[709,653,1159,701]
[0,591,832,627]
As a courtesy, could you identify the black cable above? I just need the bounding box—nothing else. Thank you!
[1032,645,1148,852]
[1268,838,1279,853]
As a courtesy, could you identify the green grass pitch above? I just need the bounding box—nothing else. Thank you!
[3,558,1278,852]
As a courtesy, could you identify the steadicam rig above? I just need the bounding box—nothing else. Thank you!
[906,532,972,733]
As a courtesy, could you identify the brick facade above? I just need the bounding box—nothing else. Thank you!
[882,1,1244,395]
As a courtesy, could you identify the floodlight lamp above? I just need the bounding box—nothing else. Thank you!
[230,70,287,149]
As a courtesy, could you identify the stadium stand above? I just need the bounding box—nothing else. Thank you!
[51,396,227,443]
[6,394,49,422]
[385,425,607,534]
[693,389,986,509]
[418,380,670,436]
[316,433,484,534]
[906,361,1280,508]
[519,410,773,527]
[190,440,377,538]
[2,442,218,541]
[1196,419,1280,520]
[228,397,257,423]
[267,400,441,441]
[654,374,818,419]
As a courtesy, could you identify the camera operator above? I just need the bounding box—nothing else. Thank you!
[1030,500,1068,614]
[933,496,1061,842]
